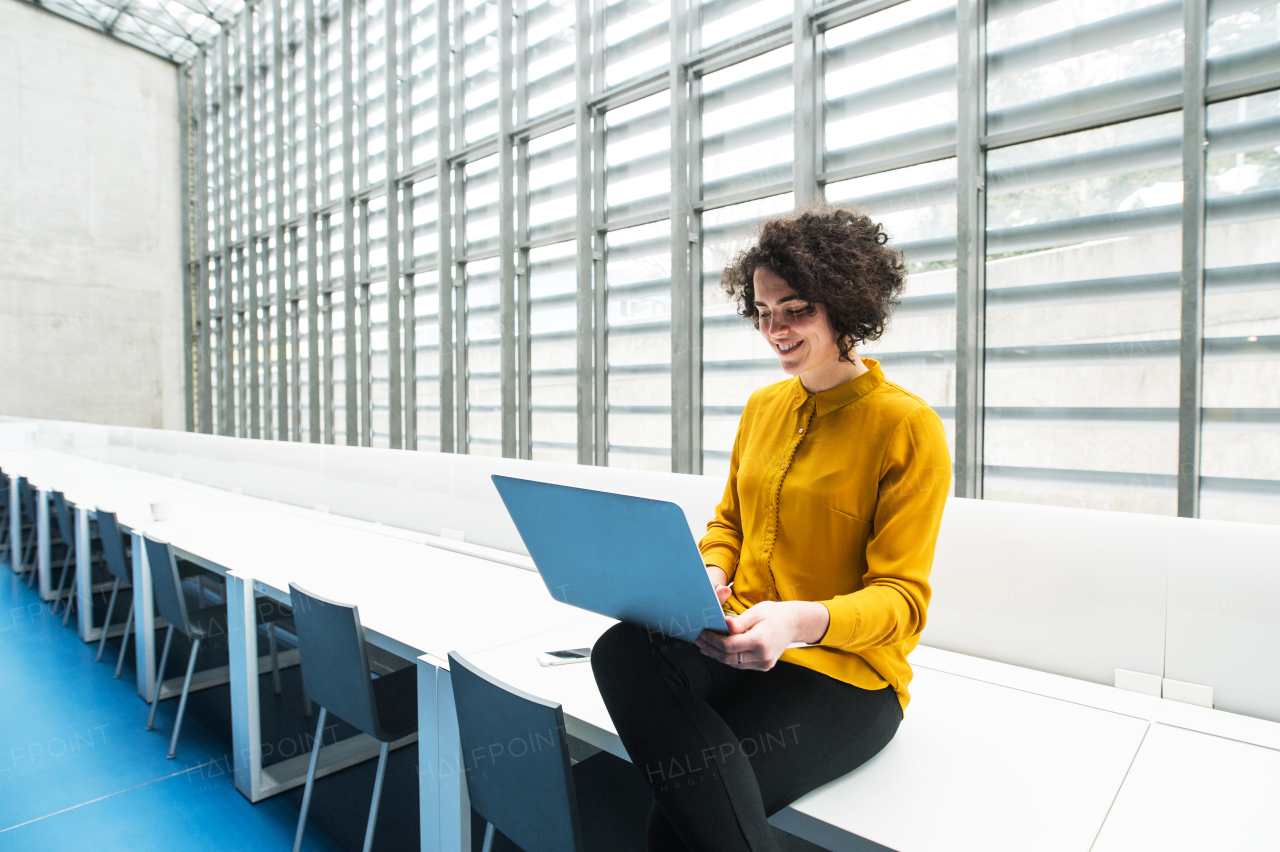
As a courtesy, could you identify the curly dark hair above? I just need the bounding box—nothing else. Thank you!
[720,204,907,362]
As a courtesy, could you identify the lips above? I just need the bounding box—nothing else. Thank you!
[777,341,801,353]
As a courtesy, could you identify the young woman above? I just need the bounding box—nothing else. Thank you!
[591,205,952,852]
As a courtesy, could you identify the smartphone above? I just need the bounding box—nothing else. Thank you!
[536,648,592,667]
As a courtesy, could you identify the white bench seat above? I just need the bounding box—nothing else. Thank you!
[466,627,1280,852]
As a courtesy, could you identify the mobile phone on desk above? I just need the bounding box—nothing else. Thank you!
[537,648,592,667]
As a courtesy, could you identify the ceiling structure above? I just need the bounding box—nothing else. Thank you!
[24,0,243,63]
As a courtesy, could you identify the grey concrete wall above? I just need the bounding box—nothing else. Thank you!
[0,0,183,429]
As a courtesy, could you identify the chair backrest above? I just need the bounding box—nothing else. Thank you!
[288,584,379,737]
[50,492,74,546]
[18,478,35,522]
[142,535,191,637]
[95,510,132,584]
[447,650,583,852]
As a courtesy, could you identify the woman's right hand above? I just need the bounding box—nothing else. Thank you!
[706,565,732,607]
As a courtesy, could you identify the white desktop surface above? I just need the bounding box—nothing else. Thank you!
[466,616,622,757]
[468,625,1155,852]
[1091,722,1280,851]
[775,666,1148,852]
[0,449,595,661]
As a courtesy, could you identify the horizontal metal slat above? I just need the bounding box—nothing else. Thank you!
[823,123,957,182]
[988,0,1181,81]
[986,67,1181,141]
[824,7,956,73]
[605,19,669,70]
[984,465,1177,493]
[700,64,792,114]
[701,112,794,159]
[825,65,956,125]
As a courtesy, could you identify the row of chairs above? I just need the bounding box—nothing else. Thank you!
[286,586,651,852]
[4,472,647,852]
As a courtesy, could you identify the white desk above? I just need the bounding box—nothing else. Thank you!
[0,449,598,852]
[1092,722,1280,850]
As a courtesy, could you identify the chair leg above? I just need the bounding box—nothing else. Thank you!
[96,580,120,662]
[24,523,38,588]
[267,622,282,695]
[52,546,74,615]
[114,604,135,679]
[292,707,328,852]
[481,822,496,852]
[167,638,201,759]
[60,573,76,626]
[362,741,391,852]
[21,529,34,578]
[147,626,175,731]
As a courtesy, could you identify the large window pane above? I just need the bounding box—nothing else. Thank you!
[524,0,575,119]
[701,194,793,477]
[701,0,789,47]
[824,0,957,177]
[528,241,578,463]
[606,220,671,471]
[465,256,502,455]
[527,126,576,242]
[605,90,671,224]
[462,0,500,144]
[701,46,793,203]
[604,0,668,89]
[986,0,1183,141]
[983,113,1183,514]
[1200,91,1280,524]
[408,0,440,168]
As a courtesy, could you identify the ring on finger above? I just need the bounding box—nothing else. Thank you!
[737,652,742,665]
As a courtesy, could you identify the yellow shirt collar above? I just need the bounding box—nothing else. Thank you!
[791,358,886,417]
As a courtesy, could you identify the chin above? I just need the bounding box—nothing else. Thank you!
[776,357,805,376]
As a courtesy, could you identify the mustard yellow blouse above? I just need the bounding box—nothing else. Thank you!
[699,359,951,712]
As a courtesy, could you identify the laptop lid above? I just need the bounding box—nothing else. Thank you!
[491,475,731,639]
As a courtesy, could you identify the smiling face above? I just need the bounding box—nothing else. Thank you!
[753,266,864,393]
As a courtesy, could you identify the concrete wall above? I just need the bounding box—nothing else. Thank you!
[0,0,183,429]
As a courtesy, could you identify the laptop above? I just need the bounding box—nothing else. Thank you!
[491,475,731,640]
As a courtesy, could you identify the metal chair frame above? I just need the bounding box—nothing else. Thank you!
[289,583,417,852]
[49,492,78,625]
[142,534,287,760]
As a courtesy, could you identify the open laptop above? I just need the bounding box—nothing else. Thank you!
[491,475,731,640]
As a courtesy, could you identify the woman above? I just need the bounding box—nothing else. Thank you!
[591,205,952,852]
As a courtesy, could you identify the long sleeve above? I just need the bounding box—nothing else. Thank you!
[699,399,749,582]
[817,405,951,652]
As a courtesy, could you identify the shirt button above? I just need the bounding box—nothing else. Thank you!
[798,427,805,433]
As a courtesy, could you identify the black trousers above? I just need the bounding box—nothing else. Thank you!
[591,622,903,852]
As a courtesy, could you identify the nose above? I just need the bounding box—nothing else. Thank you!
[762,311,791,335]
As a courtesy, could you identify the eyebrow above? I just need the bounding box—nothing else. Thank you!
[752,295,806,307]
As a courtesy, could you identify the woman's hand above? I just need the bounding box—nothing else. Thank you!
[695,600,830,671]
[706,564,732,608]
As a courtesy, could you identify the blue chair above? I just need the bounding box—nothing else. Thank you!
[142,534,288,759]
[49,492,78,625]
[94,510,136,676]
[0,472,10,568]
[18,478,38,584]
[447,650,651,852]
[289,583,417,852]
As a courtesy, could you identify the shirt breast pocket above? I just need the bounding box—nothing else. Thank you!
[797,507,872,598]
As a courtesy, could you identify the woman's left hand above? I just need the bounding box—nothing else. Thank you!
[695,600,830,670]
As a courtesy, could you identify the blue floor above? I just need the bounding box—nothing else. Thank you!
[0,557,384,852]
